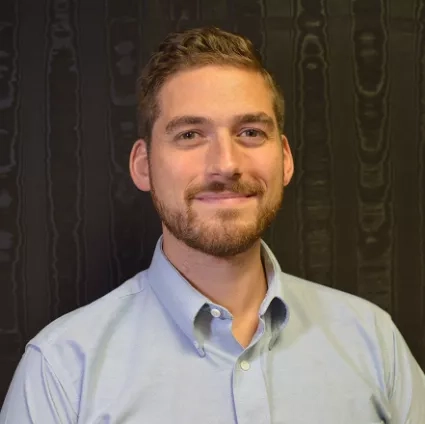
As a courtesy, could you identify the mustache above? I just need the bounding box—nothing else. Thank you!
[186,181,264,201]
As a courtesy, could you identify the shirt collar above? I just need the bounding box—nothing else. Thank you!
[259,241,290,349]
[147,237,209,353]
[146,236,289,354]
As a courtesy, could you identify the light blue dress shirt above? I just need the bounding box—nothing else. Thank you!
[1,237,424,423]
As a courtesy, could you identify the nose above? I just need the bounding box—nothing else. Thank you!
[205,131,242,180]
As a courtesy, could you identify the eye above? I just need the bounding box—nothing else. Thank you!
[239,128,267,144]
[174,130,205,148]
[178,131,200,140]
[240,129,263,138]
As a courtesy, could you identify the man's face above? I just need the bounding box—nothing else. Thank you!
[131,65,293,257]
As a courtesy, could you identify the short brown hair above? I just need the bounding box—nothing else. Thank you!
[136,27,285,149]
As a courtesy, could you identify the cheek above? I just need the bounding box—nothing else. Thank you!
[151,155,193,197]
[257,154,283,186]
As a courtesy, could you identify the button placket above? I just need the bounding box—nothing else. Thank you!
[232,344,271,424]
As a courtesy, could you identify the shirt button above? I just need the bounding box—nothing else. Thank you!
[240,360,250,371]
[210,308,221,318]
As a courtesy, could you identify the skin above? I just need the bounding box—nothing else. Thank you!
[130,65,294,347]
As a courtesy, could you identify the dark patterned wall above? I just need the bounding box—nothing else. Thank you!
[1,0,424,405]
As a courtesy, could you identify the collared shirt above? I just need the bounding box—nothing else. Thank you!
[1,238,424,423]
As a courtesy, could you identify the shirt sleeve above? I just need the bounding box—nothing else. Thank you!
[0,345,77,424]
[388,321,425,423]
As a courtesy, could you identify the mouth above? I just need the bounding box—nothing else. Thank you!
[194,192,257,204]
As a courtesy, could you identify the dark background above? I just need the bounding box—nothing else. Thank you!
[1,0,425,406]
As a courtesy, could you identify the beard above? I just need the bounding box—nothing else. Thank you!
[150,176,283,258]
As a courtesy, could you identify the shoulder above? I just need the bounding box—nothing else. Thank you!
[281,272,391,324]
[280,272,395,359]
[280,273,397,389]
[17,271,151,410]
[29,270,149,351]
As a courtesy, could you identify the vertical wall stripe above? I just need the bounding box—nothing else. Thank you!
[294,0,335,286]
[327,0,359,295]
[264,1,298,274]
[106,0,142,285]
[45,0,84,318]
[352,0,393,311]
[388,0,420,353]
[79,0,113,303]
[19,0,51,339]
[0,0,25,401]
[415,0,425,364]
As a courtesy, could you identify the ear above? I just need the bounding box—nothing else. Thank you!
[281,135,294,186]
[129,139,151,192]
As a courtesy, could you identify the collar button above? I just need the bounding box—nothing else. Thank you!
[210,308,221,318]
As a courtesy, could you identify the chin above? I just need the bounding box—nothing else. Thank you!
[184,235,260,258]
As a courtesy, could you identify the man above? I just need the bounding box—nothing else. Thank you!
[1,26,424,423]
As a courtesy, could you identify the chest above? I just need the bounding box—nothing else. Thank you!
[77,340,389,424]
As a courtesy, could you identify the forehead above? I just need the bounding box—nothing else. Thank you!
[155,65,275,125]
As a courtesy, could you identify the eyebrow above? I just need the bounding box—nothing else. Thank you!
[165,116,212,134]
[164,112,276,134]
[235,113,275,131]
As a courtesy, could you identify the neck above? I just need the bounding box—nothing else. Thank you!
[161,229,267,321]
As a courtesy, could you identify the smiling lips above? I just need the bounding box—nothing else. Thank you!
[194,191,256,204]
